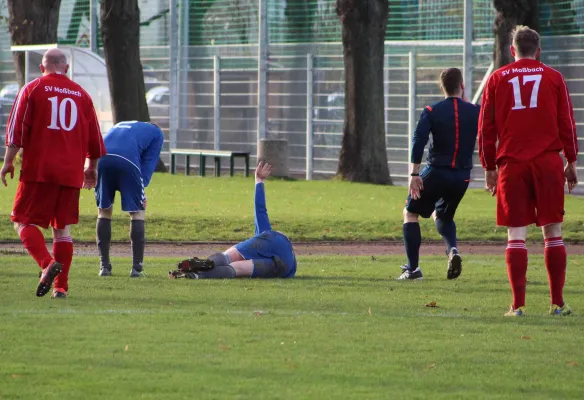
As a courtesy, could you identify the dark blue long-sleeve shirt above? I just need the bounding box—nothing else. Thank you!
[103,121,164,187]
[411,97,480,170]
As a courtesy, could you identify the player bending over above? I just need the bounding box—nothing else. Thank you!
[1,49,105,298]
[169,162,297,280]
[478,26,578,316]
[95,121,164,277]
[398,68,480,281]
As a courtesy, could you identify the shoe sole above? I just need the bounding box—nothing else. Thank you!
[178,258,215,273]
[99,270,112,277]
[36,262,62,297]
[447,253,462,280]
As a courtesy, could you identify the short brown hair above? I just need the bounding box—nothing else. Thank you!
[513,26,540,57]
[440,68,463,96]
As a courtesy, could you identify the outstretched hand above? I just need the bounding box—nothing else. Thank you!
[255,161,272,183]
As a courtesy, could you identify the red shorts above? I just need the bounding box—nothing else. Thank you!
[11,182,80,230]
[497,152,565,227]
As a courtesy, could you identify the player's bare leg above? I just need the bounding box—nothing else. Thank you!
[52,226,73,299]
[397,209,423,280]
[432,212,462,280]
[129,210,146,277]
[504,226,528,316]
[542,223,571,316]
[14,223,61,297]
[97,207,113,276]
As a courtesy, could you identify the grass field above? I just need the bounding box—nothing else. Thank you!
[0,254,583,399]
[1,173,584,242]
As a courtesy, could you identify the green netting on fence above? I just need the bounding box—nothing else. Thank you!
[540,0,584,35]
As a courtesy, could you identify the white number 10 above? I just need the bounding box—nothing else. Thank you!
[509,74,542,110]
[47,96,78,131]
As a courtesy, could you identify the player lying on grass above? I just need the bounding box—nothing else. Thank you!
[1,48,105,298]
[478,26,578,316]
[398,68,480,281]
[169,162,297,279]
[95,121,164,278]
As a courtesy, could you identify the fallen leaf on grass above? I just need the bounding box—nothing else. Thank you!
[288,364,298,369]
[124,345,129,351]
[424,363,436,371]
[254,311,263,317]
[425,302,439,308]
[520,336,531,340]
[566,361,579,367]
[11,374,22,378]
[368,307,372,316]
[219,345,231,351]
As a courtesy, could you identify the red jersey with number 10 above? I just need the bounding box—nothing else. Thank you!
[5,73,106,188]
[478,59,578,170]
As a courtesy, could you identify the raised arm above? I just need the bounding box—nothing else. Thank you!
[254,162,272,235]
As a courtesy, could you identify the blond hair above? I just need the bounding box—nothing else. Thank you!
[513,25,540,58]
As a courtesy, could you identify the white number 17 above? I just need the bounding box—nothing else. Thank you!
[509,74,542,110]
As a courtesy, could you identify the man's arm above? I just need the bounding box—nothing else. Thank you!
[5,82,35,149]
[557,74,578,163]
[140,129,164,187]
[410,107,432,166]
[85,102,106,160]
[478,76,498,171]
[254,162,272,235]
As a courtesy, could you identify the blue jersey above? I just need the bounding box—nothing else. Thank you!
[103,121,164,187]
[235,182,297,278]
[412,98,480,170]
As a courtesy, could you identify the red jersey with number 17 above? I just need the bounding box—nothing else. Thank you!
[5,73,106,188]
[478,59,578,170]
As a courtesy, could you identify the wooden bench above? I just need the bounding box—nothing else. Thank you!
[170,149,250,177]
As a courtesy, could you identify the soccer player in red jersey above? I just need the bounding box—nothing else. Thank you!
[478,26,578,316]
[0,48,105,298]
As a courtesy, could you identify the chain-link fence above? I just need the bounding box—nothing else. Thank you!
[1,0,584,181]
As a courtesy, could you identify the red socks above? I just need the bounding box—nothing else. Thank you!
[19,225,53,270]
[544,237,566,307]
[53,237,73,293]
[506,240,528,309]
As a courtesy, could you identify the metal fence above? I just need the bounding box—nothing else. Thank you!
[1,1,584,183]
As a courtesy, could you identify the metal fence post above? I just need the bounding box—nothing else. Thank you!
[179,0,189,130]
[214,55,221,151]
[257,0,268,153]
[463,0,473,100]
[169,0,179,162]
[90,0,98,54]
[384,54,389,132]
[408,51,416,165]
[306,53,314,180]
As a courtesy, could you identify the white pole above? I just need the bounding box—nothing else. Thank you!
[472,62,495,104]
[384,54,389,134]
[463,0,473,101]
[408,51,416,165]
[257,0,268,153]
[169,0,179,157]
[214,55,221,151]
[24,51,29,84]
[306,53,314,180]
[90,0,98,54]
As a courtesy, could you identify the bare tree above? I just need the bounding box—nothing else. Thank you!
[336,0,390,184]
[100,0,167,172]
[7,0,62,87]
[493,0,540,69]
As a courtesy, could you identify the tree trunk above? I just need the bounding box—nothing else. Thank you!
[100,0,167,172]
[7,0,62,87]
[336,0,390,185]
[493,0,540,69]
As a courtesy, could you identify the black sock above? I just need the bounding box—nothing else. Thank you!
[198,265,236,279]
[208,252,230,266]
[435,218,457,254]
[130,220,145,270]
[403,222,421,271]
[96,218,112,268]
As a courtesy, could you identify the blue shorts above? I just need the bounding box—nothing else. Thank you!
[95,155,145,212]
[235,230,297,278]
[406,166,470,221]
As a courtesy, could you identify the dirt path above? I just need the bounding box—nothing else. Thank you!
[3,241,584,257]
